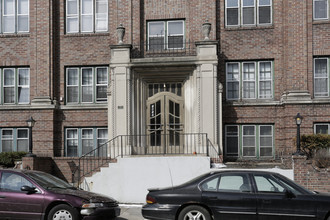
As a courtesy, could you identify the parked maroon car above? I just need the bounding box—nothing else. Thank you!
[0,169,120,220]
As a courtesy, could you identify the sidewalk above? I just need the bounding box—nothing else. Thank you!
[117,204,145,220]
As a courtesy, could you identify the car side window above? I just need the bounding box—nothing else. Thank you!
[254,175,285,193]
[201,177,219,191]
[218,174,252,193]
[0,172,34,192]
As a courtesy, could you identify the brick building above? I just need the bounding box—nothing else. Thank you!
[0,0,329,182]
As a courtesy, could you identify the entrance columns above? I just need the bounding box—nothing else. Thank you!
[195,41,221,153]
[108,45,132,156]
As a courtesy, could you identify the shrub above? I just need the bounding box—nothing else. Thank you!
[300,134,330,168]
[301,134,330,158]
[0,152,27,168]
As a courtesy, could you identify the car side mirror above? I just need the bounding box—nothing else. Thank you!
[21,185,37,194]
[285,190,296,199]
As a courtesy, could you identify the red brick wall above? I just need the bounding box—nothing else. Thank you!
[293,156,330,193]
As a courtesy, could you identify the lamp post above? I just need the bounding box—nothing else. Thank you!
[26,117,36,157]
[294,113,304,156]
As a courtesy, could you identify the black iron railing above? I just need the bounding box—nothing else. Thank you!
[78,133,220,186]
[131,40,197,58]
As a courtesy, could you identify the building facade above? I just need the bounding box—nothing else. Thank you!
[0,0,329,180]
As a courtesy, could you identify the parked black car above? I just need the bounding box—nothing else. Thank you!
[0,169,120,220]
[142,170,330,220]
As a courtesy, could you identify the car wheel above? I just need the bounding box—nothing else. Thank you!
[178,205,211,220]
[48,204,79,220]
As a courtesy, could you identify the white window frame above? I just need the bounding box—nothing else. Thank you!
[257,0,272,25]
[242,125,256,157]
[66,0,108,34]
[242,62,256,99]
[17,0,29,33]
[66,67,108,104]
[226,62,240,100]
[17,68,30,104]
[241,0,256,26]
[17,128,29,152]
[225,0,240,26]
[225,0,273,27]
[258,61,273,99]
[314,58,329,97]
[147,21,165,50]
[81,128,93,155]
[314,123,330,134]
[313,0,329,20]
[167,20,185,49]
[95,67,108,102]
[259,125,273,157]
[226,61,273,101]
[3,68,15,104]
[66,128,78,157]
[81,67,94,103]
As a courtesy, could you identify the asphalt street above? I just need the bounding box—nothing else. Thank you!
[117,204,145,220]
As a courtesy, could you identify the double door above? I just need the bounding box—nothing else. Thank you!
[147,92,183,154]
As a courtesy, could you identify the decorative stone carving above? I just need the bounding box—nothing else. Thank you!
[117,24,125,44]
[202,20,211,41]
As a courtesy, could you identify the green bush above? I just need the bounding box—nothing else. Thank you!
[0,152,27,168]
[301,134,330,158]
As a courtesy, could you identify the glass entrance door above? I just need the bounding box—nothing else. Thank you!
[147,90,184,154]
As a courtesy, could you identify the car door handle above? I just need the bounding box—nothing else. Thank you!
[262,199,271,204]
[207,197,218,200]
[0,196,6,199]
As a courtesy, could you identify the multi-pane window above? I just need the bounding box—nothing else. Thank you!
[65,128,107,157]
[313,0,329,20]
[66,67,108,104]
[314,58,329,97]
[66,0,108,33]
[314,123,330,134]
[0,0,29,33]
[0,68,30,104]
[0,128,29,152]
[225,0,272,27]
[147,20,185,50]
[226,61,273,100]
[225,124,274,158]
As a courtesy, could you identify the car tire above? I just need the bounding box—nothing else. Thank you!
[178,205,211,220]
[47,204,79,220]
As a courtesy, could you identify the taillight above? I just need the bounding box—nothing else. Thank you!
[146,195,157,204]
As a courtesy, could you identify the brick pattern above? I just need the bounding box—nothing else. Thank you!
[293,156,330,193]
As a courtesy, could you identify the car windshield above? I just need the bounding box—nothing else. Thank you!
[25,172,76,190]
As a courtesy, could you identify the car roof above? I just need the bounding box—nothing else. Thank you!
[0,168,47,175]
[208,169,280,176]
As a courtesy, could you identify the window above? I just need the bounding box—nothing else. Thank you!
[225,0,272,27]
[0,0,29,34]
[314,123,330,134]
[226,61,273,100]
[66,0,108,33]
[314,58,329,97]
[254,174,285,193]
[65,128,107,157]
[147,20,184,50]
[66,67,108,104]
[0,172,34,192]
[225,124,274,158]
[0,128,29,152]
[0,68,30,104]
[218,174,251,192]
[313,0,329,20]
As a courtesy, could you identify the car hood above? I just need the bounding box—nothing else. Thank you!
[48,188,118,203]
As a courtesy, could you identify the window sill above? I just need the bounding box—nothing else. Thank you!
[64,32,110,38]
[60,103,108,110]
[0,33,30,38]
[225,24,274,31]
[313,20,330,25]
[225,100,280,106]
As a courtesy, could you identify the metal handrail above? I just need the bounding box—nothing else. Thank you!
[77,133,220,187]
